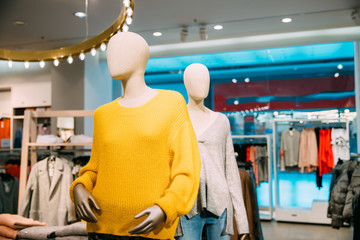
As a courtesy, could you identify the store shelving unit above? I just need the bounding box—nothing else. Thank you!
[18,109,94,212]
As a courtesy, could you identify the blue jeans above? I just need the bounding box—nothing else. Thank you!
[177,210,230,240]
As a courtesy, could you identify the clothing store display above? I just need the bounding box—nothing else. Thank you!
[20,157,76,226]
[279,129,301,171]
[0,174,19,214]
[70,90,201,239]
[318,129,334,176]
[331,128,350,165]
[177,210,229,240]
[36,135,63,144]
[255,146,268,183]
[298,128,318,173]
[178,113,249,236]
[0,214,47,230]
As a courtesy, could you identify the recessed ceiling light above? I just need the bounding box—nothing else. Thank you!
[232,78,237,83]
[74,12,88,18]
[214,25,223,30]
[153,32,162,37]
[337,64,343,69]
[13,20,26,26]
[334,72,340,78]
[244,78,250,83]
[282,18,292,23]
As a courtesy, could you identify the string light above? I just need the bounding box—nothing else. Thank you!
[53,58,60,66]
[67,56,73,64]
[91,48,97,56]
[24,61,29,69]
[122,24,129,32]
[100,43,107,51]
[39,60,45,68]
[123,0,130,7]
[126,8,133,17]
[126,16,133,25]
[8,60,13,68]
[79,52,85,60]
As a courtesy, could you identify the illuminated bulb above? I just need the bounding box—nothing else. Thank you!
[91,48,97,56]
[53,58,60,66]
[122,24,129,32]
[126,8,133,17]
[100,43,107,51]
[234,100,239,105]
[8,60,13,68]
[24,61,29,69]
[123,0,130,7]
[273,111,279,116]
[244,78,250,83]
[126,16,133,25]
[344,109,350,113]
[79,52,85,60]
[153,32,162,37]
[39,60,45,68]
[282,17,292,23]
[334,72,340,78]
[67,56,73,64]
[214,25,223,30]
[337,64,343,69]
[232,78,237,83]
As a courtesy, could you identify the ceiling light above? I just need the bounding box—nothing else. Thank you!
[53,59,59,67]
[79,52,85,60]
[39,60,45,68]
[67,56,73,64]
[153,32,162,37]
[100,43,107,51]
[334,72,340,78]
[214,25,223,30]
[74,12,88,18]
[122,24,129,32]
[344,109,350,113]
[91,48,97,56]
[13,20,26,26]
[337,64,343,69]
[244,78,250,83]
[24,61,29,69]
[234,100,239,105]
[8,60,13,68]
[232,78,237,83]
[274,111,279,116]
[282,18,292,23]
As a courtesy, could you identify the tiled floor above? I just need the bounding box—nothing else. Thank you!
[261,221,353,240]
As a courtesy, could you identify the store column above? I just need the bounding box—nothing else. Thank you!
[355,41,360,152]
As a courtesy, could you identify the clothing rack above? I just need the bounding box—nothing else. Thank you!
[271,118,349,224]
[232,135,273,220]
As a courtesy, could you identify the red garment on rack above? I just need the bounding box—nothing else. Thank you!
[318,129,334,176]
[0,118,10,148]
[249,146,259,186]
[246,146,251,162]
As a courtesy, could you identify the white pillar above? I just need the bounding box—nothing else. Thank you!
[354,41,360,152]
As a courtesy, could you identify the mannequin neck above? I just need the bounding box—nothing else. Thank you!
[121,73,148,99]
[187,97,207,112]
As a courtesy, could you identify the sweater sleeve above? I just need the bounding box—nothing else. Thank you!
[69,110,100,201]
[224,117,250,234]
[154,95,201,227]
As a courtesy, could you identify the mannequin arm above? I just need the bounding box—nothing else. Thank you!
[128,205,165,235]
[73,184,101,223]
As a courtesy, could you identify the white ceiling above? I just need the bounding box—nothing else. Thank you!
[0,0,359,52]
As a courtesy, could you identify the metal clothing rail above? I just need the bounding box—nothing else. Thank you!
[232,135,273,220]
[271,118,349,224]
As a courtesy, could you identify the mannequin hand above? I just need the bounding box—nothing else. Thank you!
[129,205,165,235]
[73,184,101,223]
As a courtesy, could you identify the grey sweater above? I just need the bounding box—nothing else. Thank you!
[186,113,249,235]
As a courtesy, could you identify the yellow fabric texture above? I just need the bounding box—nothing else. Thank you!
[70,89,201,240]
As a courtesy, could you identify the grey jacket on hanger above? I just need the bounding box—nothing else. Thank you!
[20,157,76,226]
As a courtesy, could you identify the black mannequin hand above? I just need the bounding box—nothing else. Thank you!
[129,205,165,235]
[73,184,101,223]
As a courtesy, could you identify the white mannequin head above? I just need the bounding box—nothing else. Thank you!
[184,63,210,101]
[107,31,149,81]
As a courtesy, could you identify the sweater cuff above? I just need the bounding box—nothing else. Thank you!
[69,173,96,202]
[154,192,178,227]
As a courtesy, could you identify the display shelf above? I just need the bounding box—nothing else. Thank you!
[13,116,24,119]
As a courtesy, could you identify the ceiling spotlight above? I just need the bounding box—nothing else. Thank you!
[180,27,188,42]
[39,60,45,68]
[53,58,60,66]
[282,17,292,23]
[232,78,237,83]
[344,109,350,113]
[123,0,130,8]
[244,78,250,83]
[199,25,208,40]
[8,60,13,68]
[234,100,239,105]
[122,23,129,32]
[100,43,107,51]
[24,61,29,69]
[67,56,73,64]
[74,12,88,18]
[91,48,97,56]
[79,52,85,60]
[153,32,162,37]
[334,72,340,78]
[214,25,223,30]
[337,64,343,69]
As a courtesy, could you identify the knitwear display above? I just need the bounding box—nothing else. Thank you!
[70,89,201,240]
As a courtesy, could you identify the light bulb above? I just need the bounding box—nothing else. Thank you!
[334,72,340,78]
[122,24,129,32]
[24,61,29,69]
[126,16,133,25]
[126,8,133,17]
[234,100,239,105]
[153,32,162,37]
[100,43,106,51]
[79,52,85,60]
[337,64,343,69]
[282,18,292,23]
[91,48,97,56]
[53,59,60,66]
[123,0,130,7]
[67,56,73,64]
[214,25,223,30]
[244,78,250,83]
[39,60,45,68]
[8,60,13,68]
[232,78,237,83]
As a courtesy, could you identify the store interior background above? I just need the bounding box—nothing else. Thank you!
[1,0,360,238]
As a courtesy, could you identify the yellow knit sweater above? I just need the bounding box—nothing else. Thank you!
[70,89,200,239]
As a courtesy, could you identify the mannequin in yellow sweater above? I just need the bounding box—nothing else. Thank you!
[70,32,201,240]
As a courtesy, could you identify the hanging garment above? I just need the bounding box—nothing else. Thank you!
[20,157,76,226]
[255,146,268,183]
[331,128,350,165]
[0,119,10,149]
[177,113,249,237]
[13,126,22,149]
[279,129,301,171]
[298,128,318,173]
[318,129,334,176]
[249,146,259,186]
[0,174,19,214]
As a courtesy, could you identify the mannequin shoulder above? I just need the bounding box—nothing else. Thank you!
[158,90,187,107]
